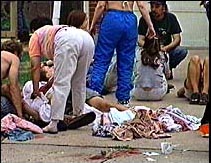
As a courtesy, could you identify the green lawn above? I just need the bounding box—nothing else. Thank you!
[19,51,32,88]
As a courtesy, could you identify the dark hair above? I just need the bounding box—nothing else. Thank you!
[40,68,49,82]
[141,37,161,69]
[1,40,23,59]
[30,17,53,32]
[150,1,168,12]
[67,10,86,28]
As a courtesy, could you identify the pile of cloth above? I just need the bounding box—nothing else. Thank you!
[1,113,43,141]
[85,105,201,141]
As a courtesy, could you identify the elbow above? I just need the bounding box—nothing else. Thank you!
[95,4,105,12]
[177,39,181,46]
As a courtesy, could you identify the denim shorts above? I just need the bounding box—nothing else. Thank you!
[1,96,16,118]
[86,88,102,102]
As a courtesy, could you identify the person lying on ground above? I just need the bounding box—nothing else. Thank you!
[22,62,128,120]
[177,55,209,105]
[21,63,128,128]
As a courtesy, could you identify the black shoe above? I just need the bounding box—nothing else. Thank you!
[117,100,131,108]
[65,112,96,129]
[166,83,175,94]
[199,93,209,105]
[189,92,200,104]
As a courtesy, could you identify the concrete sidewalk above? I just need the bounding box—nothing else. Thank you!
[1,48,209,163]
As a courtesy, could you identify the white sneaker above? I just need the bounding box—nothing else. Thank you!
[117,100,131,108]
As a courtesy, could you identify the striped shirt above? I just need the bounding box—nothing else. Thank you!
[29,25,67,59]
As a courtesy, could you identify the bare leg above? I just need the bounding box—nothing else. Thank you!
[1,84,11,99]
[198,57,209,105]
[87,96,128,112]
[201,57,209,94]
[185,55,201,93]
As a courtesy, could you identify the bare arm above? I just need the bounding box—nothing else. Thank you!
[87,96,128,112]
[89,1,107,36]
[8,57,23,118]
[161,34,181,52]
[22,100,40,120]
[30,56,41,98]
[136,1,155,38]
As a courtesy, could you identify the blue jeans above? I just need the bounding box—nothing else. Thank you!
[1,96,16,119]
[168,46,188,69]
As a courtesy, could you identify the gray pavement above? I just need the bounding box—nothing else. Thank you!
[1,48,209,163]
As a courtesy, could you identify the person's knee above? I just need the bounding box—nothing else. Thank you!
[190,55,201,65]
[181,47,188,58]
[1,84,11,98]
[204,57,209,67]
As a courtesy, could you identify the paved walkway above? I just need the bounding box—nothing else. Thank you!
[1,49,209,163]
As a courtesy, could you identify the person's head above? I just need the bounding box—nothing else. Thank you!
[30,17,53,33]
[1,40,23,60]
[149,1,168,20]
[67,10,88,30]
[40,61,54,81]
[141,37,161,69]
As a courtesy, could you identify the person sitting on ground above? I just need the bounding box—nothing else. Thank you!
[138,1,188,80]
[131,37,171,101]
[177,55,209,105]
[1,40,24,118]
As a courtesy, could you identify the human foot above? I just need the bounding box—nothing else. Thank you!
[43,121,58,134]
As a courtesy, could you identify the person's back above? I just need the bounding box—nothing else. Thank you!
[1,40,23,118]
[1,51,19,118]
[1,51,19,80]
[106,1,134,11]
[132,37,169,101]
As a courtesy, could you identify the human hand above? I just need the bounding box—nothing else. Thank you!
[30,90,41,99]
[165,70,171,79]
[160,46,168,53]
[146,27,156,39]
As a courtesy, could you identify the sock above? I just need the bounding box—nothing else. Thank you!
[49,120,59,128]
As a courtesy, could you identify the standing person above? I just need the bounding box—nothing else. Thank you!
[88,1,156,107]
[28,24,95,133]
[1,40,24,118]
[138,1,188,80]
[66,10,89,31]
[200,1,209,21]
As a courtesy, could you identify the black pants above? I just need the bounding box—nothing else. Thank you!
[200,101,210,125]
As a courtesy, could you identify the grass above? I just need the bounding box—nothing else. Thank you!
[19,51,32,88]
